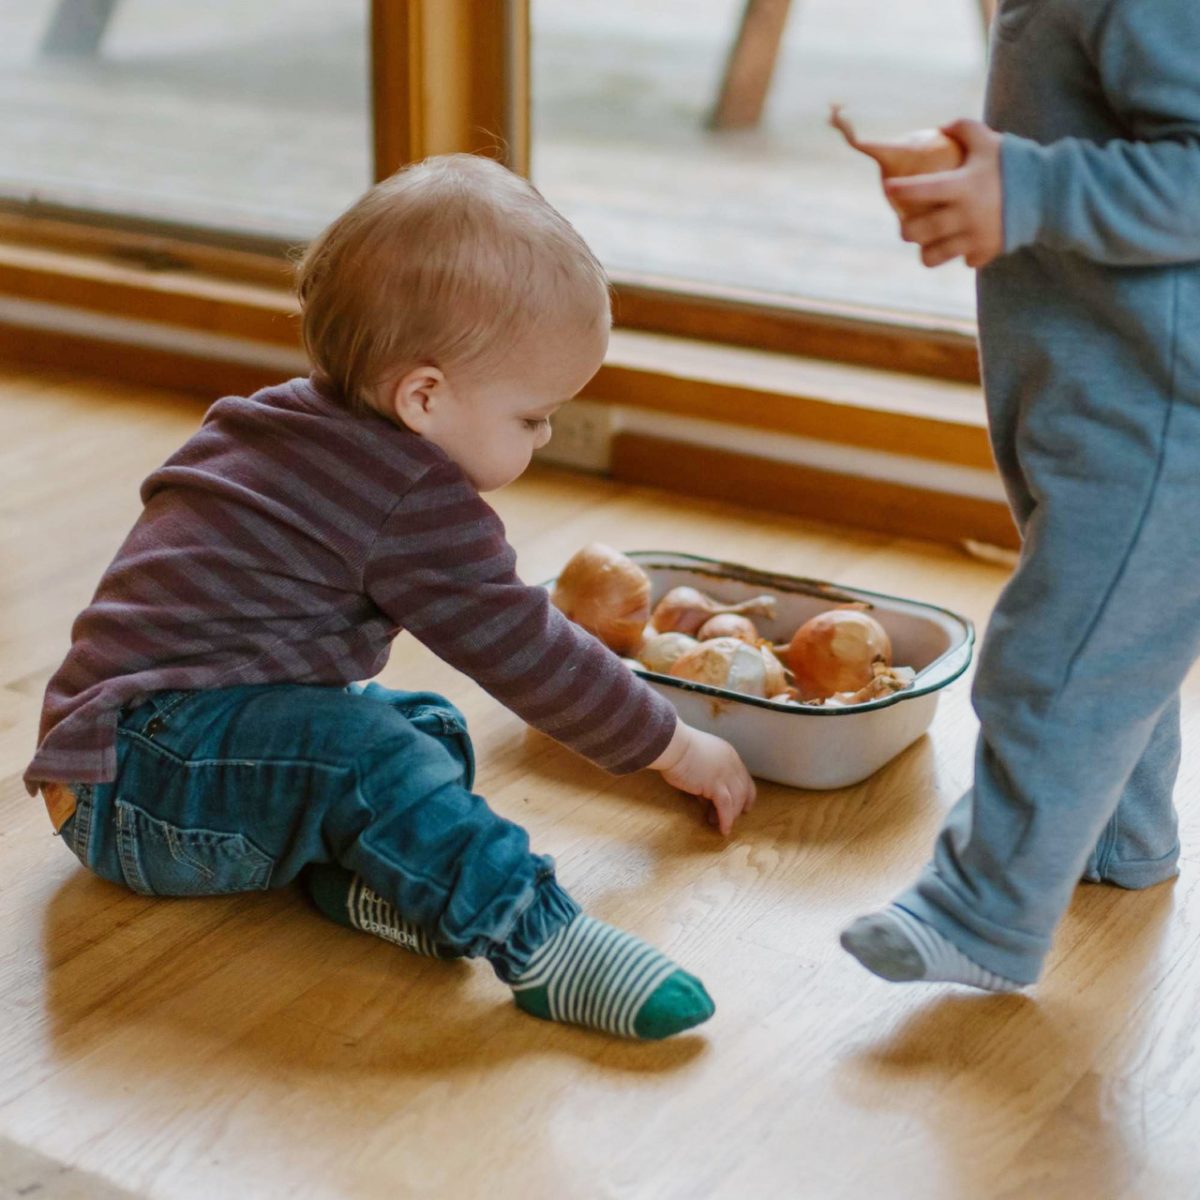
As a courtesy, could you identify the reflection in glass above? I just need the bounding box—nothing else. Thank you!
[533,0,987,320]
[0,0,369,241]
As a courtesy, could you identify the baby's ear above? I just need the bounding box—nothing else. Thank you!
[391,365,445,431]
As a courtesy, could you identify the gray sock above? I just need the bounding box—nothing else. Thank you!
[841,904,1023,993]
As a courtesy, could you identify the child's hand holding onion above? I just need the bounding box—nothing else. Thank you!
[649,720,756,837]
[830,104,1003,270]
[829,104,965,215]
[885,118,1004,270]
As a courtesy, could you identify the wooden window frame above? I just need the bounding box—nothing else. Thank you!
[0,0,977,384]
[0,0,1003,544]
[1,0,1002,550]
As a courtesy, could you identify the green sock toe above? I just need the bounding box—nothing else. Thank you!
[512,984,553,1022]
[632,970,715,1040]
[510,915,714,1039]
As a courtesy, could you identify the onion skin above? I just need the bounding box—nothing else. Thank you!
[829,104,964,214]
[782,608,892,699]
[669,637,788,700]
[696,613,759,643]
[552,544,651,656]
[651,587,776,637]
[637,631,699,674]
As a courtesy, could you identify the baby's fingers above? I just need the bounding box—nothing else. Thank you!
[743,777,758,811]
[728,752,756,811]
[709,785,737,837]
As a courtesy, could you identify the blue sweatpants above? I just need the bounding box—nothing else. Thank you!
[898,361,1193,984]
[55,682,579,981]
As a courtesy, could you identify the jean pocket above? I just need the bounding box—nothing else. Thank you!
[114,799,273,897]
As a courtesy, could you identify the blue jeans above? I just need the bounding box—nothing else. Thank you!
[56,682,579,981]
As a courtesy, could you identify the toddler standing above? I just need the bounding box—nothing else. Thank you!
[843,0,1200,989]
[26,154,755,1039]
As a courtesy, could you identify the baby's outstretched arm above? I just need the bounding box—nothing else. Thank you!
[649,720,756,837]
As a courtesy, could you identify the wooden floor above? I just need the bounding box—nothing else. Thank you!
[2,367,1198,1200]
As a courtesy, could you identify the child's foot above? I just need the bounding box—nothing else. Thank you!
[840,904,1023,993]
[510,914,714,1039]
[303,863,462,958]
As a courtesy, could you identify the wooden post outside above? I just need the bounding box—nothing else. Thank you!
[708,0,794,131]
[38,0,120,56]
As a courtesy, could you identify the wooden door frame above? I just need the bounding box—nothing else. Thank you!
[371,0,530,179]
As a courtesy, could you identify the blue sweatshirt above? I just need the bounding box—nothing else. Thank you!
[980,0,1200,445]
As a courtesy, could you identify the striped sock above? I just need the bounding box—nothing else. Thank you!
[510,914,714,1039]
[303,863,461,959]
[840,904,1023,993]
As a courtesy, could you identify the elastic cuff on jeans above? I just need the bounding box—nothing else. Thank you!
[487,876,580,984]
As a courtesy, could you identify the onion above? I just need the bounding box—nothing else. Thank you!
[829,105,964,213]
[651,587,776,637]
[669,637,787,700]
[638,631,699,674]
[696,613,759,643]
[781,608,892,700]
[552,543,651,656]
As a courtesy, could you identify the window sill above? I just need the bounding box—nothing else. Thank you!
[0,235,1009,545]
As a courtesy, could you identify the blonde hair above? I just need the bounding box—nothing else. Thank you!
[296,154,610,414]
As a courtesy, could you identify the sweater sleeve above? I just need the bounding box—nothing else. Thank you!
[1002,0,1200,265]
[364,462,677,774]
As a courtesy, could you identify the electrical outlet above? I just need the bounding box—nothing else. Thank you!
[534,399,615,472]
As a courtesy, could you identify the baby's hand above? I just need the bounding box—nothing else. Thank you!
[649,721,756,836]
[885,119,1003,269]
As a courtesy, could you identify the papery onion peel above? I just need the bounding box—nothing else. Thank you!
[781,607,892,699]
[552,543,651,656]
[669,636,788,699]
[651,587,776,637]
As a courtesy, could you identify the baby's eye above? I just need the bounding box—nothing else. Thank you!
[523,417,549,431]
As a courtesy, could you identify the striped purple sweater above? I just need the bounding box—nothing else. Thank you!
[25,377,676,794]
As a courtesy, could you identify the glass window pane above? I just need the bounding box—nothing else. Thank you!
[0,0,369,241]
[533,0,986,322]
